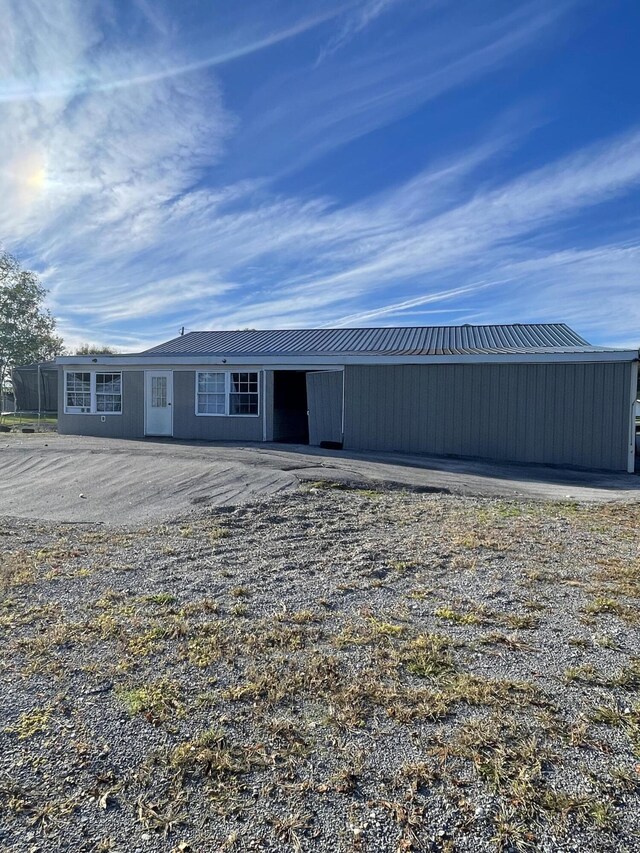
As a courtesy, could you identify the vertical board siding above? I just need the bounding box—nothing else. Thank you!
[172,371,263,441]
[307,371,343,446]
[57,369,144,438]
[344,362,632,471]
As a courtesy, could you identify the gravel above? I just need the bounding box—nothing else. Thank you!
[1,484,639,852]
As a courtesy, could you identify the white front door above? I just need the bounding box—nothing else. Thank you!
[145,371,173,436]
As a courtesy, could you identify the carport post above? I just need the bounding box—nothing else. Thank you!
[37,363,42,431]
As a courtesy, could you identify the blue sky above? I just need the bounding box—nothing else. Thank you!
[1,0,639,350]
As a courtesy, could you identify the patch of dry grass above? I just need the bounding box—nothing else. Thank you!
[1,491,639,851]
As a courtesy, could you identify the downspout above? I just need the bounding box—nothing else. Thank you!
[262,369,267,442]
[628,354,639,474]
[341,366,346,444]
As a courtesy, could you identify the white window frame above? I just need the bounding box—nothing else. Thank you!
[195,370,260,417]
[64,370,123,415]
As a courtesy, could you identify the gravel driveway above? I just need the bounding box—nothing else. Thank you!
[1,485,639,852]
[1,434,639,525]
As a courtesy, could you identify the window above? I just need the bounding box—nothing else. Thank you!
[151,375,168,408]
[65,372,122,414]
[196,371,259,416]
[197,372,226,414]
[230,372,259,415]
[66,372,91,412]
[96,373,122,412]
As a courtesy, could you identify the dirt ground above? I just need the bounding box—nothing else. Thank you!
[1,434,639,525]
[1,484,639,852]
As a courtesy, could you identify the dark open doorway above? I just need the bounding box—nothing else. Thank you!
[273,371,309,443]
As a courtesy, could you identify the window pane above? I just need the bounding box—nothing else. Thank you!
[66,372,91,409]
[229,393,258,415]
[96,373,121,394]
[198,393,225,414]
[198,372,225,393]
[230,372,258,393]
[96,395,122,413]
[151,376,167,407]
[67,372,90,391]
[67,392,92,408]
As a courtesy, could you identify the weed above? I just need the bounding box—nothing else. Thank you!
[583,597,636,623]
[185,631,224,667]
[7,706,52,740]
[594,557,640,598]
[118,679,183,721]
[179,599,219,617]
[230,586,250,599]
[394,761,440,793]
[268,812,313,852]
[609,766,640,792]
[568,637,591,649]
[435,606,482,626]
[137,794,184,836]
[144,593,176,606]
[0,551,36,591]
[594,633,620,650]
[170,728,268,778]
[209,526,230,542]
[401,633,455,678]
[565,660,640,689]
[500,614,539,630]
[276,609,320,625]
[389,560,417,573]
[304,480,347,491]
[127,627,166,658]
[333,616,405,647]
[479,631,532,652]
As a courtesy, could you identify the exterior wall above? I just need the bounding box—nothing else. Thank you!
[344,362,633,471]
[307,370,343,446]
[57,368,145,438]
[172,370,263,441]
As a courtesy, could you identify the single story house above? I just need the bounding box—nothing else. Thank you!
[56,323,639,473]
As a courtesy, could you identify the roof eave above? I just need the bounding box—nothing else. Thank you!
[56,350,639,367]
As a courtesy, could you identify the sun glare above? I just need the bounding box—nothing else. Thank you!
[25,163,47,190]
[4,149,49,202]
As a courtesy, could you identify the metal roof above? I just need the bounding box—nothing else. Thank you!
[138,323,616,357]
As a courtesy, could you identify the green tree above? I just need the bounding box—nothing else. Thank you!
[74,343,120,355]
[0,251,65,391]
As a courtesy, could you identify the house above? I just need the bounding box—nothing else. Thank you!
[56,324,639,473]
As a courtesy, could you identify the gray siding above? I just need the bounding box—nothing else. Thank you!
[344,362,632,471]
[57,369,144,438]
[172,371,263,441]
[307,370,343,446]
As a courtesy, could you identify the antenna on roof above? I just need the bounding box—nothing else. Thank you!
[180,326,185,336]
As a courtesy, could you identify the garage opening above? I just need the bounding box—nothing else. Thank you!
[273,370,309,443]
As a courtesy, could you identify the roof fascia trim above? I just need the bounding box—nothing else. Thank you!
[56,351,639,367]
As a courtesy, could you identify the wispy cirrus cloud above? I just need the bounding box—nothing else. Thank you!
[1,0,639,352]
[230,1,569,181]
[316,0,407,62]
